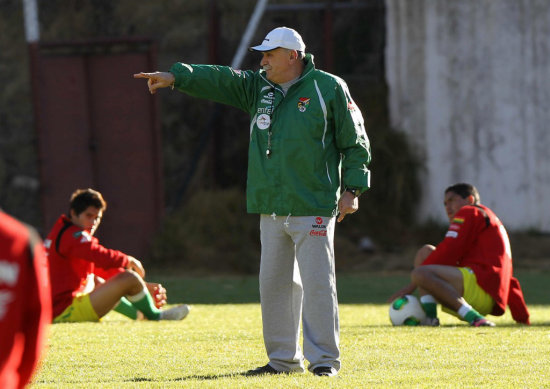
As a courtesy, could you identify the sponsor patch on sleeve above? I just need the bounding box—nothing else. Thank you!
[73,230,92,243]
[445,230,458,239]
[0,290,15,320]
[0,261,20,287]
[452,217,464,224]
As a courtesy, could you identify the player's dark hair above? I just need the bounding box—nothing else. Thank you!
[69,188,107,216]
[445,183,480,205]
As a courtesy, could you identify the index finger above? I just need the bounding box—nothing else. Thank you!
[133,72,153,79]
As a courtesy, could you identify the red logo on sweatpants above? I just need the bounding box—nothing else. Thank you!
[309,230,327,237]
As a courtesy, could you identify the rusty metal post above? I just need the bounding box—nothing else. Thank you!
[27,42,48,232]
[208,0,220,64]
[208,0,223,186]
[323,0,334,73]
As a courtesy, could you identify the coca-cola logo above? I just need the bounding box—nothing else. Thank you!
[309,230,327,237]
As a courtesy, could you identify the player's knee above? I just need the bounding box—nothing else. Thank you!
[116,269,143,288]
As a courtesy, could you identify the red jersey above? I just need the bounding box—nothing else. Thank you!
[45,215,129,318]
[422,204,529,323]
[0,212,51,389]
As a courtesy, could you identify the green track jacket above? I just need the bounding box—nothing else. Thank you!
[170,54,371,217]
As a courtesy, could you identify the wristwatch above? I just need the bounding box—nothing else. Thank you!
[345,187,361,198]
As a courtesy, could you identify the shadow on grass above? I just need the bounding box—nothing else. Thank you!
[123,374,238,383]
[165,372,278,381]
[172,374,232,381]
[166,369,314,381]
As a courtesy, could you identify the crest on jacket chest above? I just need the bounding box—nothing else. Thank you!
[298,97,310,112]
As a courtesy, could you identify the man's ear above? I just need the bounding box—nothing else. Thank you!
[467,194,476,205]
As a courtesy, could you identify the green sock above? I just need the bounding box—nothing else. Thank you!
[422,302,437,318]
[458,303,484,324]
[463,309,484,324]
[420,295,438,318]
[114,297,138,320]
[127,289,161,320]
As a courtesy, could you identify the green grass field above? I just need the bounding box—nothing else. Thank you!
[31,271,550,388]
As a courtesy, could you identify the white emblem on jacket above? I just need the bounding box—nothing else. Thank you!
[256,114,271,130]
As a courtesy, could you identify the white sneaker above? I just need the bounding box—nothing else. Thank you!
[159,304,190,321]
[421,317,440,326]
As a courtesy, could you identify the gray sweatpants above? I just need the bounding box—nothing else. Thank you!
[259,214,340,372]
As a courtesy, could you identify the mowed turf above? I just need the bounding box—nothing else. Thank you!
[31,271,550,388]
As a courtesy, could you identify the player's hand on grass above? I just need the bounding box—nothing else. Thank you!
[337,191,359,222]
[126,256,146,278]
[146,282,167,309]
[133,71,175,94]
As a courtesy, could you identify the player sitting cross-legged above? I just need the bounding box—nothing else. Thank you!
[45,188,189,323]
[389,183,530,327]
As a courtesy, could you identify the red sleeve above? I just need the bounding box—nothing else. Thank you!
[507,277,530,325]
[0,215,51,389]
[94,266,124,280]
[422,207,484,266]
[17,229,52,387]
[61,229,128,270]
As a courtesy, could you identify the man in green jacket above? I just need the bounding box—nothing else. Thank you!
[135,26,371,377]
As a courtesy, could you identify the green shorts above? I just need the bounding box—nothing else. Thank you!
[443,267,494,318]
[53,294,100,323]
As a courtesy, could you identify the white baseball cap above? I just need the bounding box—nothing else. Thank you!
[249,27,306,52]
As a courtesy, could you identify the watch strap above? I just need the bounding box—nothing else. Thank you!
[345,187,360,197]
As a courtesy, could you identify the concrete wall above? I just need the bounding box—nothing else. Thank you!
[385,0,550,231]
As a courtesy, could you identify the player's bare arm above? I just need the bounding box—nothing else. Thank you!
[133,72,175,94]
[126,255,145,278]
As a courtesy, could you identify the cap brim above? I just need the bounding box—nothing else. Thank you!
[249,44,278,52]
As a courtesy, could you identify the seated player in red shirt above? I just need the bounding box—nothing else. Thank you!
[0,211,51,389]
[390,183,530,327]
[45,188,189,323]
